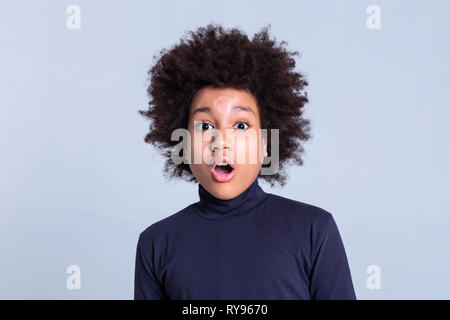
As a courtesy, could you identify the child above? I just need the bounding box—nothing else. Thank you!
[135,23,356,300]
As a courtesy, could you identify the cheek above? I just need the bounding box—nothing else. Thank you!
[235,131,263,165]
[187,130,214,165]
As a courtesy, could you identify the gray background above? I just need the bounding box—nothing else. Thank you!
[1,0,449,299]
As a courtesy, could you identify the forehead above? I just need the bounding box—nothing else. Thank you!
[189,86,259,118]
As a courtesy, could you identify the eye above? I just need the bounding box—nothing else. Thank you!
[234,121,249,130]
[196,121,213,131]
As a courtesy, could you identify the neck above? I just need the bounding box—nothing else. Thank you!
[195,178,268,220]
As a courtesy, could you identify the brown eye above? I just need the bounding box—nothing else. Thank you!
[235,121,249,130]
[196,122,213,131]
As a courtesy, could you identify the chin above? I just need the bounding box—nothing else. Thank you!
[209,182,238,199]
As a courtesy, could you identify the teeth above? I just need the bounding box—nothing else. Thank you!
[217,161,227,166]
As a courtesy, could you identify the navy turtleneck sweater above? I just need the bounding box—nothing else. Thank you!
[134,178,356,300]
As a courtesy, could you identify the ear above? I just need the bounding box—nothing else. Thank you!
[182,146,190,163]
[263,137,268,158]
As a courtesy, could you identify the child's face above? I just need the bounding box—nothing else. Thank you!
[186,86,268,200]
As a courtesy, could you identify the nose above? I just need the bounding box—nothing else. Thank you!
[210,128,232,152]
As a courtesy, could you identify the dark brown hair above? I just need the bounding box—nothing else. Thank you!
[138,23,311,187]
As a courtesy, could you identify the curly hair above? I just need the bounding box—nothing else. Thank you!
[138,23,311,187]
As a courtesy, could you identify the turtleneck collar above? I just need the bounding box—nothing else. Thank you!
[195,178,269,220]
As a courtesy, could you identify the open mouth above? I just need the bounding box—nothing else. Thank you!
[214,163,234,174]
[211,159,236,182]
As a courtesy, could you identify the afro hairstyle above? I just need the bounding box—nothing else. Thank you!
[138,23,311,187]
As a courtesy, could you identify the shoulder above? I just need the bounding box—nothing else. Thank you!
[264,193,346,257]
[138,203,197,245]
[264,192,334,225]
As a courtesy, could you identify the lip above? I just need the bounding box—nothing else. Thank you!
[211,157,236,183]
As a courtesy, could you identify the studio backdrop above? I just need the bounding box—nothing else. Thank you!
[0,0,449,299]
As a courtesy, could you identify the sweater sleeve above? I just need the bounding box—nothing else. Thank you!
[134,233,168,300]
[308,212,357,300]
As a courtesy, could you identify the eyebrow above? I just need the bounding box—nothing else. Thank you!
[190,106,256,118]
